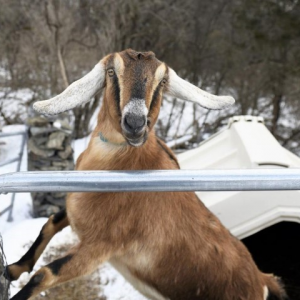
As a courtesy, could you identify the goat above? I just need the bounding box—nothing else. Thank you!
[7,49,286,300]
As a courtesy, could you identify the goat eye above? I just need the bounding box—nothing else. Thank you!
[161,78,167,86]
[107,69,115,77]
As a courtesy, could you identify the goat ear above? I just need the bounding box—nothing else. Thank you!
[166,68,235,110]
[33,60,106,115]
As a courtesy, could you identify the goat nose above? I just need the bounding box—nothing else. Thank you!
[124,114,146,133]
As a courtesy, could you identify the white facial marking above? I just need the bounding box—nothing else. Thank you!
[154,64,166,83]
[113,54,126,107]
[113,53,125,74]
[123,98,148,118]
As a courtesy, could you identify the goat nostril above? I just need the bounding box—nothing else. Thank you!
[124,117,133,130]
[124,115,145,132]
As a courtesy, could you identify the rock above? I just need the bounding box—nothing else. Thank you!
[53,118,73,132]
[46,195,66,207]
[37,205,60,218]
[27,116,48,127]
[33,136,48,146]
[51,192,67,198]
[28,154,55,170]
[28,158,51,169]
[40,166,63,171]
[58,145,73,159]
[47,156,66,162]
[28,139,55,158]
[52,160,73,168]
[30,127,56,136]
[46,132,66,150]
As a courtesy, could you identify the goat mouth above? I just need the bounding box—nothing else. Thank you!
[125,132,148,147]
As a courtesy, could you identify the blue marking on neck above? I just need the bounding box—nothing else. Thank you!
[99,132,127,146]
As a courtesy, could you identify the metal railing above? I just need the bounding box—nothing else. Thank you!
[0,129,27,221]
[1,169,300,193]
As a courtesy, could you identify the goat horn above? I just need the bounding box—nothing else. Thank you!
[33,61,105,115]
[167,68,235,110]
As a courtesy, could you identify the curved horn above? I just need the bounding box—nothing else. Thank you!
[166,68,235,110]
[33,61,106,115]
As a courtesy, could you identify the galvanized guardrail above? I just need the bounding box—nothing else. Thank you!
[1,169,300,193]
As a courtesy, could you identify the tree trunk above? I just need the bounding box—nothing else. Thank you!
[271,94,283,134]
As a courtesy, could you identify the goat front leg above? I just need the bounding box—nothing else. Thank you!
[6,209,69,281]
[10,243,108,300]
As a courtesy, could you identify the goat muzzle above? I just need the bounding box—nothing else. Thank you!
[122,114,147,147]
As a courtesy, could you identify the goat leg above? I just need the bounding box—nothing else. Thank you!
[6,209,69,281]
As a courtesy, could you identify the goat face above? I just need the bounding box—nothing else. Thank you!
[33,48,235,147]
[104,49,166,147]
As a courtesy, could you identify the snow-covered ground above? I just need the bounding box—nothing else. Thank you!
[0,125,31,233]
[0,125,148,299]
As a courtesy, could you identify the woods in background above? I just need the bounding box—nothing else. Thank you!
[0,0,299,154]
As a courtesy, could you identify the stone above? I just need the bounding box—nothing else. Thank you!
[58,145,73,159]
[28,139,55,158]
[51,192,67,198]
[40,166,63,171]
[30,159,51,168]
[46,195,65,207]
[46,131,66,150]
[33,136,48,146]
[52,160,72,168]
[47,156,65,162]
[37,205,60,218]
[27,116,48,127]
[30,127,55,136]
[53,118,72,132]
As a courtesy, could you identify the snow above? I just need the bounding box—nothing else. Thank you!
[0,124,148,299]
[166,134,193,148]
[0,88,35,128]
[72,134,91,162]
[0,125,32,233]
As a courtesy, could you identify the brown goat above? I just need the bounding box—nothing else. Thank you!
[7,49,286,300]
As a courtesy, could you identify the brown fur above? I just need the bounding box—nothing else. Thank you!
[9,49,286,300]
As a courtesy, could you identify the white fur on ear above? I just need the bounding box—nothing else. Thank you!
[166,68,235,110]
[33,61,106,115]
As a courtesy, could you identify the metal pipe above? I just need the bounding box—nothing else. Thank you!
[7,130,27,222]
[1,169,300,193]
[0,131,26,138]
